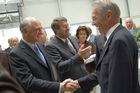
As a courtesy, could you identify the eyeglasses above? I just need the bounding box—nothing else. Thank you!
[92,16,97,21]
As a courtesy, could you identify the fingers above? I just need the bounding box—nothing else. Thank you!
[79,44,85,49]
[61,79,79,93]
[78,45,92,59]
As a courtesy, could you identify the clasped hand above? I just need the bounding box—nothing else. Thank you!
[61,79,79,93]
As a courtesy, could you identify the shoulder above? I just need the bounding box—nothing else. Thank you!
[69,36,78,42]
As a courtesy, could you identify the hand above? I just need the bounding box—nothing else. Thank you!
[84,59,87,64]
[78,44,92,59]
[64,80,80,93]
[61,79,79,93]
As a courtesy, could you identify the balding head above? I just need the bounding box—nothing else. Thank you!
[20,17,39,33]
[125,17,134,30]
[20,17,43,44]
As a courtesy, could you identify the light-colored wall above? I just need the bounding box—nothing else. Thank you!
[22,0,59,27]
[1,0,140,49]
[113,0,140,27]
[22,0,140,27]
[129,0,140,27]
[22,0,94,27]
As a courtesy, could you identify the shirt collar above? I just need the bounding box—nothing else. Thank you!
[56,35,67,43]
[22,38,35,51]
[105,23,120,40]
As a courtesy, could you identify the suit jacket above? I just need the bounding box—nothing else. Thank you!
[45,36,89,93]
[5,47,13,53]
[9,40,60,93]
[0,52,24,93]
[78,25,140,93]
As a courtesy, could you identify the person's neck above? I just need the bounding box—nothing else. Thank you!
[78,40,85,44]
[23,38,35,44]
[104,19,119,35]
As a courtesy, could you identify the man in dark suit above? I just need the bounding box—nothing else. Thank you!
[5,37,19,53]
[73,1,140,93]
[9,17,78,93]
[5,37,13,53]
[0,51,25,93]
[45,17,91,93]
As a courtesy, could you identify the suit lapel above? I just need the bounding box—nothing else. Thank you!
[37,43,52,68]
[37,43,58,81]
[96,25,123,68]
[68,36,79,52]
[20,40,49,69]
[55,36,76,55]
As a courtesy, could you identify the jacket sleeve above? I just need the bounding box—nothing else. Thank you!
[78,72,98,92]
[108,39,135,93]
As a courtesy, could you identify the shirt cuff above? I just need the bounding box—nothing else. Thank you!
[58,83,61,93]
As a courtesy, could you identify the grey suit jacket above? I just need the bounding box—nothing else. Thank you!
[9,40,60,93]
[46,36,88,80]
[45,36,89,93]
[78,25,140,93]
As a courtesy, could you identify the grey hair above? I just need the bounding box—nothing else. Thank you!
[93,1,120,18]
[20,19,31,33]
[51,17,67,34]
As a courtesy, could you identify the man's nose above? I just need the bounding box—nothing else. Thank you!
[92,21,96,26]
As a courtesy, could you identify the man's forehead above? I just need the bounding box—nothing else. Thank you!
[92,8,99,15]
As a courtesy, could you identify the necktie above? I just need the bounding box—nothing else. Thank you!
[65,39,76,53]
[34,44,48,68]
[104,35,107,46]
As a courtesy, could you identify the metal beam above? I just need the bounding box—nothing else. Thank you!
[126,0,130,17]
[57,0,63,16]
[0,11,19,15]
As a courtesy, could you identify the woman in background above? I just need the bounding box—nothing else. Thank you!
[76,26,96,73]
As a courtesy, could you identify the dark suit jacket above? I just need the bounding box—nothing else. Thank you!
[9,40,60,93]
[45,36,89,93]
[5,47,12,53]
[0,52,25,93]
[78,25,140,93]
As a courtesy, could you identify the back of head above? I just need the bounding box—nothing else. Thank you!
[86,26,92,35]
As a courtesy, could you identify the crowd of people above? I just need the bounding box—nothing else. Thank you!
[0,1,140,93]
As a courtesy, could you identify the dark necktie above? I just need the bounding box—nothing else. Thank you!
[34,44,48,68]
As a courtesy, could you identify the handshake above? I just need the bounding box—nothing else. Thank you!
[61,79,79,93]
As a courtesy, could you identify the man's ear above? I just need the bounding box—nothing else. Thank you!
[108,10,112,18]
[54,30,58,35]
[22,28,28,34]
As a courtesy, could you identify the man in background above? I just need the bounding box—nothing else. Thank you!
[5,37,13,53]
[39,29,49,46]
[5,36,19,53]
